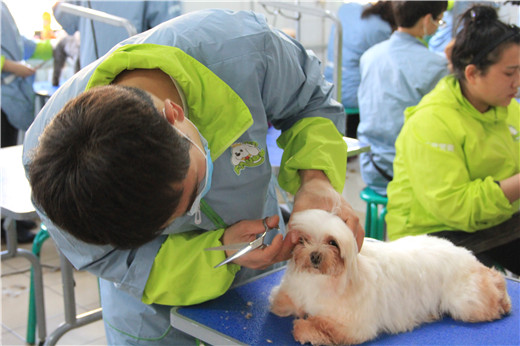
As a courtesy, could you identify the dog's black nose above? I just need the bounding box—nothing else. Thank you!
[310,252,322,266]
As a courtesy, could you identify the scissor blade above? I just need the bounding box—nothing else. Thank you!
[205,242,250,251]
[213,244,254,268]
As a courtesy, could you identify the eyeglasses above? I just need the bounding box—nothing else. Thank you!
[433,17,447,29]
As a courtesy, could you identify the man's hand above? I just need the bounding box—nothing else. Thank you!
[444,38,455,73]
[221,215,299,270]
[291,169,364,251]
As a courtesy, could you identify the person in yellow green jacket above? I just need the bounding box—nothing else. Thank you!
[386,5,519,275]
[23,9,364,344]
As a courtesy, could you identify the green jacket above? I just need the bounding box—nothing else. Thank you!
[387,75,519,240]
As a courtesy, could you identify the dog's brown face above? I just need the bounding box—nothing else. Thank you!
[288,209,358,279]
[292,232,345,276]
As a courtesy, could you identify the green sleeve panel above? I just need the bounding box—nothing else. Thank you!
[31,40,53,61]
[401,114,515,231]
[1,55,4,70]
[276,117,348,195]
[142,229,241,306]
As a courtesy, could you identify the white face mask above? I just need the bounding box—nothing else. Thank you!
[423,16,445,46]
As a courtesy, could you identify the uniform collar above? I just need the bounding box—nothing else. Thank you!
[85,44,253,160]
[405,75,509,124]
[392,31,426,47]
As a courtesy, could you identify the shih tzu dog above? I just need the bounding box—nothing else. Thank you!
[269,209,511,345]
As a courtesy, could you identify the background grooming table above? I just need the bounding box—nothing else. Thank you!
[267,126,370,168]
[1,145,103,345]
[1,145,47,343]
[171,267,519,345]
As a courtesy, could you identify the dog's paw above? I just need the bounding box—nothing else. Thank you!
[269,289,297,317]
[475,267,511,319]
[293,315,354,346]
[293,318,324,345]
[452,266,512,322]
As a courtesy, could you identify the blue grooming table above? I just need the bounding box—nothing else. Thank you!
[171,267,519,345]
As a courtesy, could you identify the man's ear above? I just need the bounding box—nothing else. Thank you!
[163,99,185,125]
[464,64,479,85]
[423,13,433,25]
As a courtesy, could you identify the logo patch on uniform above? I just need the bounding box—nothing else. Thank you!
[231,141,265,175]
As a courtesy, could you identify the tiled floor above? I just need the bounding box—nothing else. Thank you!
[1,232,106,345]
[1,157,367,346]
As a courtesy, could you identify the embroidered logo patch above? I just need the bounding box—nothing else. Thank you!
[230,141,265,175]
[427,142,454,152]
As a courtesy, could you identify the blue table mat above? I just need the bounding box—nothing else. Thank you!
[175,268,519,345]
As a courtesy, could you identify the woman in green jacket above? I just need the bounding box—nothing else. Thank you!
[386,5,519,275]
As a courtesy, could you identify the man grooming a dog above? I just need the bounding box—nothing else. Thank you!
[24,9,363,345]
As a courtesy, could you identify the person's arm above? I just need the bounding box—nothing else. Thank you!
[37,209,250,307]
[400,113,516,231]
[142,228,240,305]
[260,29,347,191]
[444,38,455,73]
[499,173,520,203]
[143,214,298,305]
[260,27,364,248]
[52,0,80,35]
[1,58,35,77]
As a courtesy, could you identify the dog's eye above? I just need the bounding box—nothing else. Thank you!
[329,240,338,248]
[298,237,304,244]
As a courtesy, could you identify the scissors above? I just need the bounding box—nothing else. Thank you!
[205,217,278,268]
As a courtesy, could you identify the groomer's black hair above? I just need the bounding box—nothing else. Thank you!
[29,85,191,248]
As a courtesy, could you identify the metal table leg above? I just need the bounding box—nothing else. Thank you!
[1,217,47,344]
[43,252,102,346]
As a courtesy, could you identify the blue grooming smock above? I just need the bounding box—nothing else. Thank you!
[23,9,346,345]
[357,31,448,195]
[1,1,37,130]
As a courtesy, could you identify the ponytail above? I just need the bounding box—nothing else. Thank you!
[451,5,520,80]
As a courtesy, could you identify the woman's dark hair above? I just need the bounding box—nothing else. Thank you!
[29,85,191,249]
[451,5,520,80]
[362,1,397,30]
[391,1,448,28]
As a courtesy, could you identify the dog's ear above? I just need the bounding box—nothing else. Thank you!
[340,226,359,286]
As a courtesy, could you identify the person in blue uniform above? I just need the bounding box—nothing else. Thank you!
[324,1,395,138]
[24,9,364,344]
[357,1,449,196]
[1,0,52,243]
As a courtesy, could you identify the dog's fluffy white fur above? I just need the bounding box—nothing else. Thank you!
[269,209,511,345]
